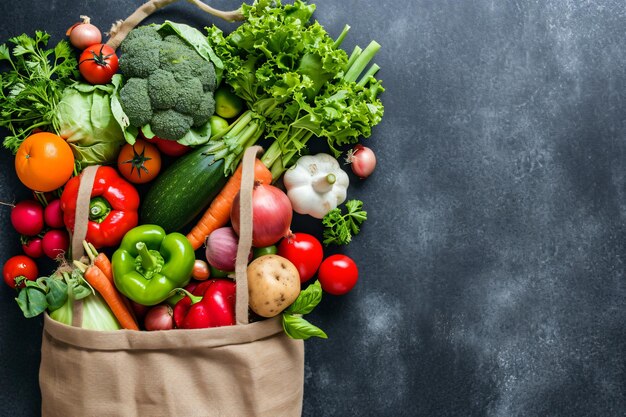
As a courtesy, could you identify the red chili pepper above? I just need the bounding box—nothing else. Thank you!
[173,279,236,329]
[61,166,140,248]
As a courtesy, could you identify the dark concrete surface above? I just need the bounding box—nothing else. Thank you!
[0,0,625,416]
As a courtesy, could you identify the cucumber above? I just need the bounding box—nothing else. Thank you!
[141,145,228,232]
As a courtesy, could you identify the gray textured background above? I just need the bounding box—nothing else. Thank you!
[1,0,625,416]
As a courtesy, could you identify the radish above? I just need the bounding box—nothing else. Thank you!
[42,229,69,259]
[22,237,44,258]
[44,199,65,228]
[7,200,44,236]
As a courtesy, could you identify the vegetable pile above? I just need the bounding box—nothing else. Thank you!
[0,0,384,340]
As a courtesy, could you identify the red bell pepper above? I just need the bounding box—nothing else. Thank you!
[61,166,140,249]
[173,279,236,329]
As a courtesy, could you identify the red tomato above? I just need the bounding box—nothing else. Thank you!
[277,233,323,283]
[317,254,358,295]
[78,44,119,84]
[146,136,190,157]
[3,255,38,288]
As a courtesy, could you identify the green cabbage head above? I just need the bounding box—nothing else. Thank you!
[56,82,125,167]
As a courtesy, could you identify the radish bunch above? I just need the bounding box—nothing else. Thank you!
[9,199,69,260]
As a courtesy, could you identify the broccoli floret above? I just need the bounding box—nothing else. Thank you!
[147,69,178,110]
[123,25,162,44]
[159,42,201,81]
[119,78,153,127]
[162,34,186,46]
[191,57,217,92]
[175,78,204,115]
[118,37,161,78]
[150,109,193,140]
[118,26,218,140]
[192,92,216,127]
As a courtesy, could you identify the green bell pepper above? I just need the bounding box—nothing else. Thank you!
[112,225,195,306]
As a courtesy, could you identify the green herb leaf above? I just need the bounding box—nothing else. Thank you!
[0,44,11,61]
[282,313,328,340]
[322,199,367,246]
[286,280,323,315]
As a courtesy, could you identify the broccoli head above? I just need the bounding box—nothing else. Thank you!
[118,26,218,139]
[119,78,153,127]
[150,109,194,141]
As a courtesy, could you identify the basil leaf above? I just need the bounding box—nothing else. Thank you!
[282,313,327,340]
[15,287,48,318]
[286,280,323,315]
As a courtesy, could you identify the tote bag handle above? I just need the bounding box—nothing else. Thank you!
[69,165,100,327]
[234,146,264,325]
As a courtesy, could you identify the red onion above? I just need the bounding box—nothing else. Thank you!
[231,184,293,248]
[144,304,174,331]
[205,227,251,271]
[67,16,102,50]
[346,144,377,179]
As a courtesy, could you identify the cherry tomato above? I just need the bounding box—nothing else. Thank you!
[317,254,358,295]
[277,233,323,283]
[3,255,38,288]
[78,43,119,84]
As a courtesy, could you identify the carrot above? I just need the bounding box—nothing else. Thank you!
[74,260,140,331]
[83,241,113,284]
[82,240,139,324]
[186,158,272,250]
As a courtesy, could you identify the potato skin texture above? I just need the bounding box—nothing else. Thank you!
[247,255,301,317]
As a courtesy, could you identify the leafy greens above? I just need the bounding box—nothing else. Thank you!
[205,0,384,179]
[0,31,78,152]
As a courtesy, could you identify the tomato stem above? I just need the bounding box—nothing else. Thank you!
[121,144,152,178]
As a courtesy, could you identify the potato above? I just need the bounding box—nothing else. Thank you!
[246,254,301,317]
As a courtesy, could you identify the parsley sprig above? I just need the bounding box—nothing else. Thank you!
[0,31,78,153]
[322,200,367,246]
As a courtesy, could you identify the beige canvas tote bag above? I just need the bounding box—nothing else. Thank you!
[39,146,305,417]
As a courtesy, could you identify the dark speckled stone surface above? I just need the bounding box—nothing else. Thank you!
[1,1,625,416]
